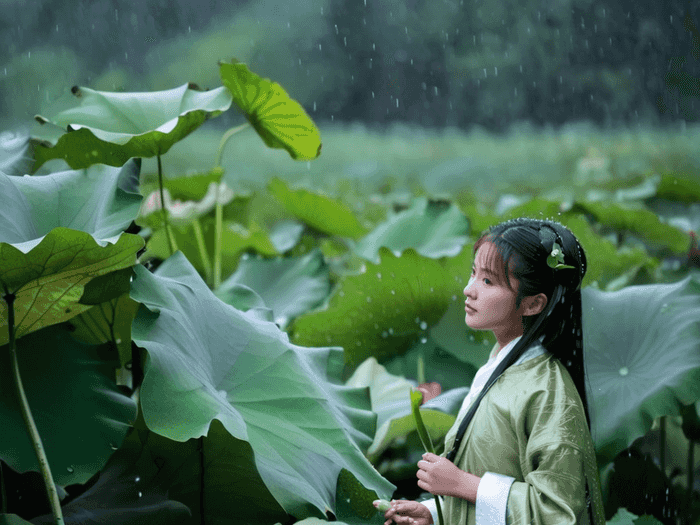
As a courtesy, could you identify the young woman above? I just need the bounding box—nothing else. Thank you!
[374,218,605,525]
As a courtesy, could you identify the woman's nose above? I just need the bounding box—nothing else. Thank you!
[464,277,476,298]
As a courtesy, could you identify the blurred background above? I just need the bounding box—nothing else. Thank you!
[2,0,699,194]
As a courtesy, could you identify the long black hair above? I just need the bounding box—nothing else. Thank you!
[447,217,591,462]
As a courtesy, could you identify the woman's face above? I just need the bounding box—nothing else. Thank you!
[463,241,527,347]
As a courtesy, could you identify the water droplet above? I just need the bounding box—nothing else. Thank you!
[115,338,122,345]
[619,367,629,377]
[377,272,382,279]
[420,321,428,330]
[382,331,389,338]
[390,290,396,295]
[366,296,372,303]
[388,328,394,335]
[374,323,379,329]
[421,337,428,344]
[110,443,118,450]
[135,476,141,483]
[138,491,143,498]
[67,466,74,473]
[356,341,361,346]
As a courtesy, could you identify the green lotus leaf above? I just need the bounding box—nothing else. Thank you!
[291,248,453,368]
[130,252,394,517]
[0,158,144,342]
[0,324,136,485]
[655,173,700,204]
[30,426,191,525]
[345,357,456,462]
[0,515,33,525]
[572,201,690,255]
[269,178,366,239]
[269,220,305,253]
[354,198,470,263]
[582,275,700,465]
[219,60,321,160]
[0,130,33,176]
[32,84,232,170]
[216,249,331,329]
[334,468,386,525]
[144,219,276,278]
[68,292,140,366]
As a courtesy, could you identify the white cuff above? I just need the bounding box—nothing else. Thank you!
[475,472,515,525]
[422,496,442,525]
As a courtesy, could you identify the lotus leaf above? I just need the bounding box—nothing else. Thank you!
[269,220,305,253]
[291,248,453,368]
[334,468,387,525]
[219,60,321,160]
[582,275,700,465]
[0,161,143,345]
[29,426,191,525]
[354,198,470,263]
[655,173,700,204]
[0,130,32,176]
[0,325,136,485]
[572,201,690,255]
[216,249,330,328]
[130,252,394,517]
[345,357,456,462]
[32,84,232,170]
[269,178,366,239]
[0,515,32,525]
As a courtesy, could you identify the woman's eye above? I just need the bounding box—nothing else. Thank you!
[484,278,492,285]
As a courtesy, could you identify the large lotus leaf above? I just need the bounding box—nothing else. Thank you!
[354,198,470,263]
[219,61,321,161]
[30,427,191,525]
[334,468,387,525]
[572,201,690,255]
[269,178,367,239]
[345,358,456,462]
[129,252,395,518]
[655,173,700,204]
[583,275,700,465]
[215,249,331,328]
[0,130,33,176]
[0,516,32,525]
[32,84,232,170]
[0,324,136,485]
[291,248,453,369]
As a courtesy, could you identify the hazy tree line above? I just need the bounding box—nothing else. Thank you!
[1,0,698,131]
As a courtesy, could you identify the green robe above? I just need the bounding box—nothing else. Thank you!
[440,352,605,525]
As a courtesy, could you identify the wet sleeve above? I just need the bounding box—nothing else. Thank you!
[475,471,515,524]
[421,496,442,525]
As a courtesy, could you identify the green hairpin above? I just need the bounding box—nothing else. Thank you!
[539,227,575,270]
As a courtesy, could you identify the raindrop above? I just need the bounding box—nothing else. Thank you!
[372,91,375,98]
[396,98,399,108]
[110,443,118,450]
[344,37,347,47]
[519,64,523,73]
[138,491,143,498]
[67,466,74,473]
[334,25,338,34]
[514,87,518,96]
[313,101,316,111]
[469,335,475,342]
[619,367,629,376]
[420,321,428,330]
[287,22,290,28]
[388,328,394,335]
[339,291,345,297]
[452,295,457,301]
[494,66,498,76]
[372,42,376,51]
[430,287,434,292]
[116,338,122,345]
[483,68,487,78]
[382,331,388,338]
[356,341,361,346]
[366,296,372,303]
[135,476,141,483]
[188,26,191,33]
[390,290,396,295]
[377,272,382,279]
[421,337,428,344]
[374,323,379,329]
[434,86,438,96]
[318,44,322,51]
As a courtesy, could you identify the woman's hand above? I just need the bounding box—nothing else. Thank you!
[417,452,476,501]
[373,499,433,525]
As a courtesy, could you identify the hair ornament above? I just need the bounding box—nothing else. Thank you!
[539,226,575,270]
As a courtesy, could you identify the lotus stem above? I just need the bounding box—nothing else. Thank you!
[157,154,178,256]
[215,123,250,167]
[3,292,64,525]
[192,218,212,284]
[410,389,444,525]
[688,439,695,525]
[659,415,666,475]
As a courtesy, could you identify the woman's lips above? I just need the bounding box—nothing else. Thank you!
[465,302,476,313]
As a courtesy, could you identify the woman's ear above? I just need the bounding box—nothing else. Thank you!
[521,293,547,316]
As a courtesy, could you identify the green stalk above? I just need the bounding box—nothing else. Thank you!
[4,292,64,524]
[688,439,695,525]
[659,415,666,475]
[157,154,178,256]
[192,218,212,285]
[410,389,444,525]
[212,123,249,289]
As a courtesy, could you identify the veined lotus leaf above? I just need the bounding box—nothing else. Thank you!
[30,426,191,525]
[582,275,700,465]
[219,60,321,160]
[0,325,136,485]
[290,248,453,368]
[269,220,305,253]
[345,357,456,462]
[215,249,331,329]
[354,198,470,264]
[0,130,33,176]
[32,83,232,170]
[572,201,690,255]
[268,178,366,239]
[334,468,387,525]
[0,161,143,345]
[130,252,394,517]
